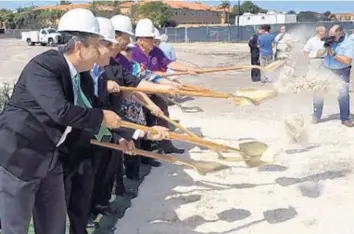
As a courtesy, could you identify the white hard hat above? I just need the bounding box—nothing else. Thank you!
[96,17,118,44]
[135,18,155,37]
[110,15,134,36]
[153,27,163,40]
[58,8,100,35]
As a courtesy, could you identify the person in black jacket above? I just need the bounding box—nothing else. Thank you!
[248,25,265,82]
[62,17,133,234]
[88,23,172,225]
[0,9,122,234]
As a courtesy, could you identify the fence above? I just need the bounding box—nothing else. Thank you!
[2,20,354,42]
[161,21,354,43]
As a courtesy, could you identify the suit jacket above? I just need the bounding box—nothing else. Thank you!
[248,34,260,58]
[0,50,103,181]
[104,57,141,139]
[60,69,136,173]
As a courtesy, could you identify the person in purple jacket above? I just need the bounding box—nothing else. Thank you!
[131,19,199,154]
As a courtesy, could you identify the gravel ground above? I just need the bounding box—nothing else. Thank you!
[2,39,354,234]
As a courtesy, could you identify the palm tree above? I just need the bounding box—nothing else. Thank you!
[218,0,230,24]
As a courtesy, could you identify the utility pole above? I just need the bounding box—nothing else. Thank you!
[227,0,230,24]
[237,0,241,38]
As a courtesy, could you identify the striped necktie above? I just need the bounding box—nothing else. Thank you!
[73,74,112,142]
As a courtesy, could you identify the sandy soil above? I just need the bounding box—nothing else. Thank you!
[2,39,354,234]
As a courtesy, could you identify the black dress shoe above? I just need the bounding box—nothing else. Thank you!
[149,160,162,167]
[158,140,185,154]
[126,173,141,180]
[141,157,161,167]
[95,204,112,215]
[115,184,126,196]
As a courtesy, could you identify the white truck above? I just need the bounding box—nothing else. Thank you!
[21,28,63,46]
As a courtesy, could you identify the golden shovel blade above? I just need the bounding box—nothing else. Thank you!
[239,141,270,167]
[180,160,230,175]
[235,88,278,104]
[232,96,257,106]
[263,60,286,71]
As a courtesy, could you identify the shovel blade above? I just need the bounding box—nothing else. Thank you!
[232,97,257,106]
[239,141,268,157]
[193,161,230,175]
[239,141,270,167]
[235,88,278,105]
[264,60,286,71]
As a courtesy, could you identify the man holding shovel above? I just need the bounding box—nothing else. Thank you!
[87,14,171,223]
[0,8,122,234]
[132,19,198,155]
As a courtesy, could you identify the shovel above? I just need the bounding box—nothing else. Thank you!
[119,120,270,167]
[235,88,278,104]
[178,85,278,105]
[120,87,259,106]
[138,97,200,138]
[90,140,229,175]
[142,103,199,138]
[165,60,286,77]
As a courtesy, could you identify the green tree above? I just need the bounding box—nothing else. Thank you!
[323,11,331,17]
[136,2,170,27]
[287,10,296,14]
[59,0,72,5]
[90,1,120,18]
[297,11,329,22]
[230,1,267,20]
[218,0,230,23]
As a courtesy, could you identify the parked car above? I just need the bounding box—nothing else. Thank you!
[21,28,64,46]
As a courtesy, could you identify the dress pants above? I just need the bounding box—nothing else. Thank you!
[0,154,66,234]
[91,147,122,217]
[250,55,261,82]
[64,159,95,234]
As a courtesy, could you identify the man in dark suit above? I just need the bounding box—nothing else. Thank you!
[248,25,265,82]
[0,9,122,234]
[85,17,171,226]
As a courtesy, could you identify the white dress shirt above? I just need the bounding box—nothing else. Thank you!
[303,36,325,58]
[275,32,292,51]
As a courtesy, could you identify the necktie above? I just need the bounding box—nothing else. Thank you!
[73,74,112,142]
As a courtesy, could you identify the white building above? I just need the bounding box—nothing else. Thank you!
[235,11,297,26]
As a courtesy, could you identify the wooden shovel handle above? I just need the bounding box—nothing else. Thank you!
[90,140,178,164]
[166,66,247,77]
[119,120,240,153]
[120,87,230,99]
[159,114,199,138]
[182,84,213,93]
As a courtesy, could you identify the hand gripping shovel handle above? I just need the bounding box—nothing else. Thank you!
[119,120,240,153]
[117,121,269,168]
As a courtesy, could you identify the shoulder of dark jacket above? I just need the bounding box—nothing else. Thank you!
[25,49,68,76]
